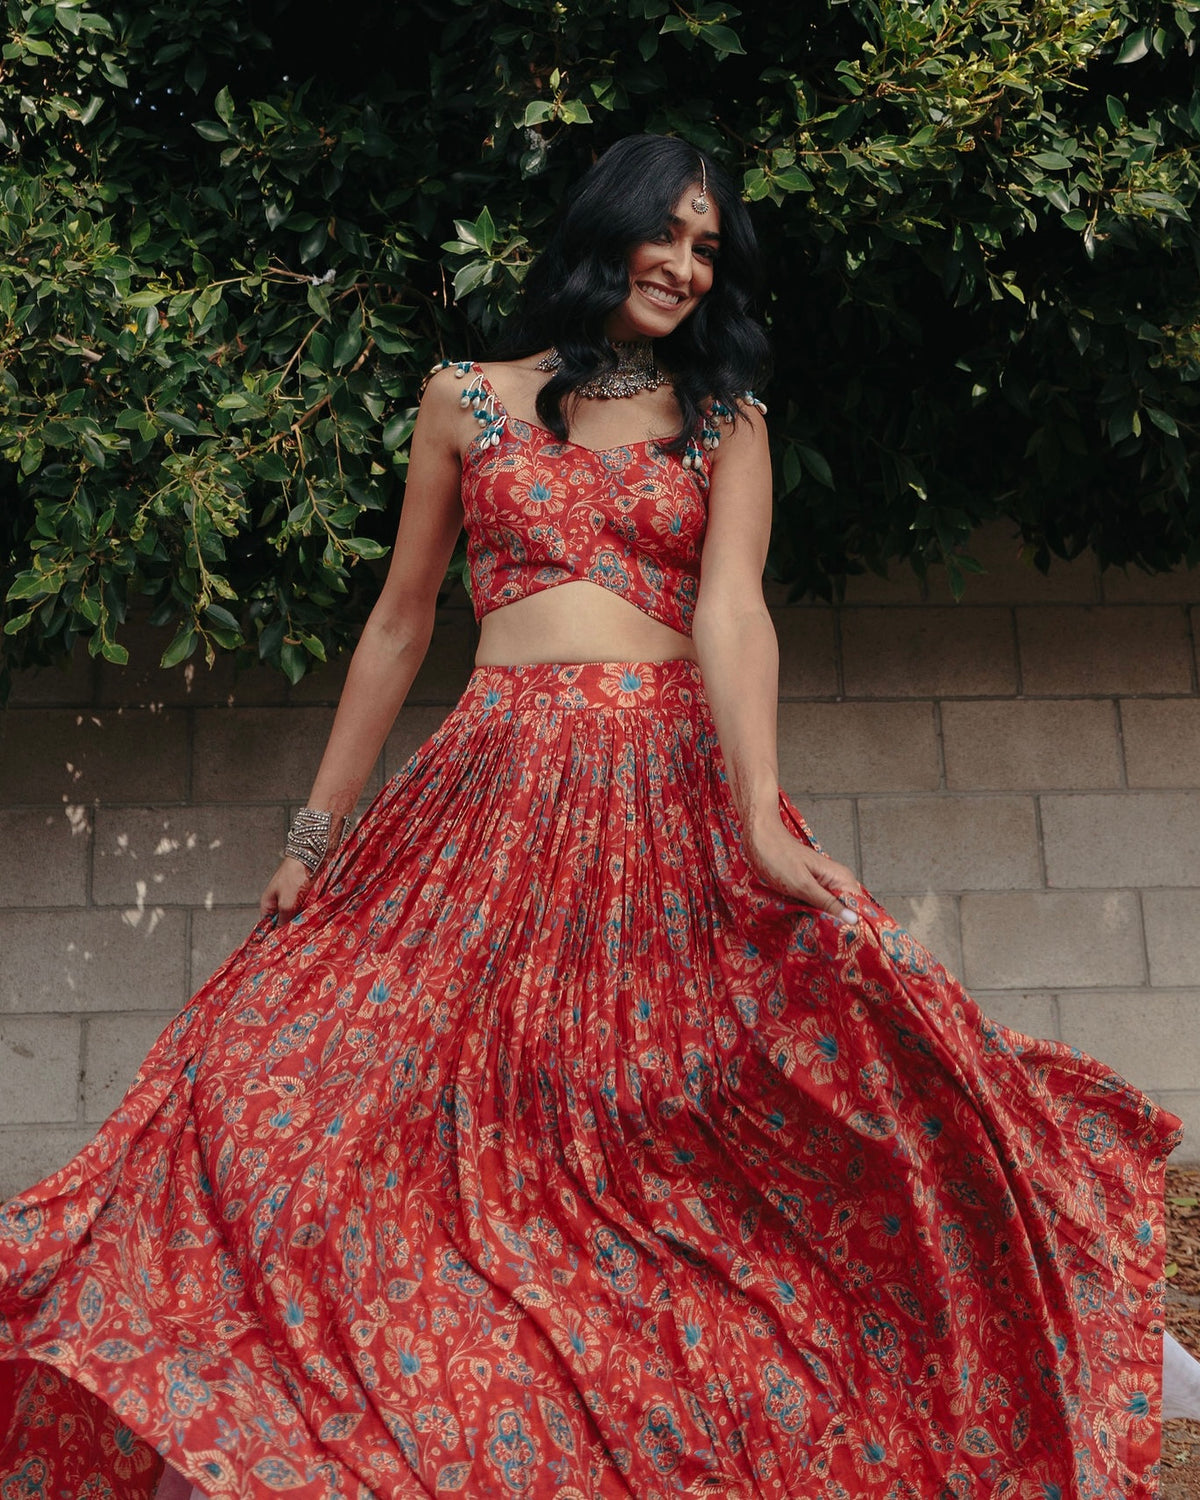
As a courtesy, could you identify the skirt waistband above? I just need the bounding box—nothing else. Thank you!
[461,660,705,714]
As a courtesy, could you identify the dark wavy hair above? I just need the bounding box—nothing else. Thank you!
[495,135,770,452]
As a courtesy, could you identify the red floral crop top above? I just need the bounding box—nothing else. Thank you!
[448,362,761,638]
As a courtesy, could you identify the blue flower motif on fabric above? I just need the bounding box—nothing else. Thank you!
[437,1246,487,1297]
[592,1224,640,1295]
[164,1353,213,1418]
[0,1457,50,1497]
[1072,1269,1104,1315]
[0,1200,43,1247]
[682,1049,714,1112]
[268,1013,319,1056]
[939,1221,974,1274]
[338,1211,368,1283]
[857,1310,902,1374]
[487,1409,538,1492]
[880,926,930,976]
[383,1412,421,1472]
[660,888,689,953]
[1076,1110,1118,1156]
[587,549,632,592]
[537,1395,577,1454]
[636,1402,686,1473]
[250,1183,292,1252]
[761,1359,807,1432]
[848,1109,897,1139]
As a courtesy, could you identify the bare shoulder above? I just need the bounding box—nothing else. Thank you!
[421,362,470,412]
[709,394,769,467]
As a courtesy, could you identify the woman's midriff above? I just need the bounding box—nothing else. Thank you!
[473,580,698,667]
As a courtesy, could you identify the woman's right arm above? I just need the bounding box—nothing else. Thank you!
[260,368,467,921]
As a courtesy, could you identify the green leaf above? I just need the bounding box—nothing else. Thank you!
[333,324,364,367]
[6,571,54,603]
[774,167,814,193]
[1115,28,1150,64]
[343,536,387,560]
[280,641,308,683]
[452,260,494,299]
[203,603,242,634]
[1146,407,1179,437]
[699,22,744,54]
[796,445,834,489]
[1105,95,1126,129]
[159,626,198,669]
[1030,151,1072,171]
[475,206,496,255]
[382,412,416,452]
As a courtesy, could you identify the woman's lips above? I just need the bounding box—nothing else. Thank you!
[636,281,684,307]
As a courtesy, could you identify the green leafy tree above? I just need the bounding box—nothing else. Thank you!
[2,0,1197,691]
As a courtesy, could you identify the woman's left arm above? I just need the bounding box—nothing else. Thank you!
[692,404,862,926]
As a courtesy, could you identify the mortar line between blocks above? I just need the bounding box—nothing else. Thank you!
[184,906,195,996]
[932,700,947,792]
[1136,888,1152,988]
[1032,795,1048,889]
[1113,698,1130,790]
[76,1013,90,1125]
[850,798,863,884]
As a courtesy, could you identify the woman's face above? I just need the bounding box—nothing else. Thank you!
[605,185,721,343]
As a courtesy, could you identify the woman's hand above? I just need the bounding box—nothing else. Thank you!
[744,816,863,927]
[259,856,313,924]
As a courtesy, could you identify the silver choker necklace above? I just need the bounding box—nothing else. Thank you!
[535,341,669,399]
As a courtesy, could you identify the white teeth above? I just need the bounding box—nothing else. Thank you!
[638,283,682,307]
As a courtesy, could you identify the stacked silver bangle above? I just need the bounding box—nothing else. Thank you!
[284,808,346,876]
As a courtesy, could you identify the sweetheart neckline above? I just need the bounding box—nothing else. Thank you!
[466,364,679,461]
[468,415,668,463]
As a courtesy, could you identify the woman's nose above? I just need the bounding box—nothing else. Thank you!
[658,242,690,282]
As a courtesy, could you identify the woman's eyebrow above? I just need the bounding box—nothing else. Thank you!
[666,212,721,244]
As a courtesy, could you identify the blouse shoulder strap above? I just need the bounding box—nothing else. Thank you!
[683,391,769,470]
[427,359,507,449]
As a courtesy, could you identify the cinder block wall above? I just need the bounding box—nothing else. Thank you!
[1,520,1197,1196]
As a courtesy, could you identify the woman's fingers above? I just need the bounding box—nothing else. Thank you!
[794,856,861,925]
[259,861,310,923]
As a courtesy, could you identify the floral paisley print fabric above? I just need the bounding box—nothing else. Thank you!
[0,660,1183,1498]
[461,366,707,634]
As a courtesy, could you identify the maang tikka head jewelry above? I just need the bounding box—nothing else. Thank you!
[691,159,709,215]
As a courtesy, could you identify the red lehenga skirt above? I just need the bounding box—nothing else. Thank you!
[0,660,1183,1499]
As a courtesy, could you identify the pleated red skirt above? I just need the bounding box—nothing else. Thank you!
[0,660,1183,1498]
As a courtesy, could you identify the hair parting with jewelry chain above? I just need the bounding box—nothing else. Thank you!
[494,134,770,452]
